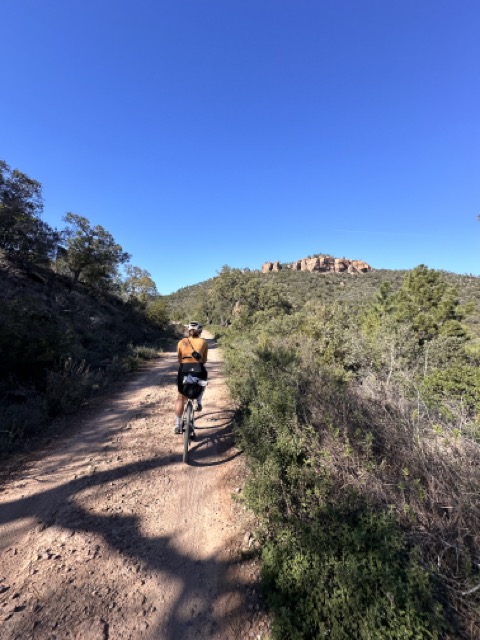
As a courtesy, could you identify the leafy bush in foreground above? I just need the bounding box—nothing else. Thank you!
[263,509,444,640]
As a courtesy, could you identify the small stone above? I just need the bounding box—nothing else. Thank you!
[243,531,252,546]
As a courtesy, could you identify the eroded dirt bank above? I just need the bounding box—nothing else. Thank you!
[0,336,269,639]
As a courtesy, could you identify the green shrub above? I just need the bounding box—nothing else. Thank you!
[421,364,480,421]
[263,508,445,640]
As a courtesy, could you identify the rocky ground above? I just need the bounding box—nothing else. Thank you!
[0,335,271,639]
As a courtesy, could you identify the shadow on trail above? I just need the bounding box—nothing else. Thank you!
[0,357,177,488]
[0,425,251,639]
[1,338,254,638]
[19,395,162,482]
[188,420,243,468]
[195,409,236,433]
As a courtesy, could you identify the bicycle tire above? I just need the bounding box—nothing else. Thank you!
[183,401,193,463]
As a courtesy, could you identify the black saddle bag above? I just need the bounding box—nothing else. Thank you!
[182,381,202,399]
[179,362,204,399]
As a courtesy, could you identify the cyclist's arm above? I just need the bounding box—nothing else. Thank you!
[202,340,208,364]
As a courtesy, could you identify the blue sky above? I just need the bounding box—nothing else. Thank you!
[2,0,479,293]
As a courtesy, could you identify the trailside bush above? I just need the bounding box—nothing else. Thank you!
[225,334,447,638]
[224,332,480,636]
[263,509,445,640]
[45,357,101,416]
[421,364,480,422]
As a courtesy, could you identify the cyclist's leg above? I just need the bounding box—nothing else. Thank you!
[174,393,185,433]
[174,367,186,433]
[175,393,186,418]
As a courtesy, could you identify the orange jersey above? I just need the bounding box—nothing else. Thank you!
[177,336,208,364]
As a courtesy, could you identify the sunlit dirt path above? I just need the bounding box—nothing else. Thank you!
[0,334,269,639]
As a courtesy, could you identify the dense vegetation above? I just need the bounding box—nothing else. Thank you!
[168,265,480,639]
[0,160,170,452]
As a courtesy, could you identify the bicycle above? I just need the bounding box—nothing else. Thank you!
[181,398,195,464]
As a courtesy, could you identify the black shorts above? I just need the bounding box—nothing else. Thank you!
[177,363,208,394]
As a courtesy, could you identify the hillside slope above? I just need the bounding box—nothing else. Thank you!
[0,254,166,451]
[166,266,480,332]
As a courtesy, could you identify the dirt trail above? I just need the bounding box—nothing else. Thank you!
[0,335,269,639]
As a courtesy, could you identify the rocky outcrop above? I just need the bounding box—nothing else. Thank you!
[261,261,282,273]
[261,255,372,274]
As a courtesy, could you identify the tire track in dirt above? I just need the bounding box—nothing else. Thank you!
[0,335,270,639]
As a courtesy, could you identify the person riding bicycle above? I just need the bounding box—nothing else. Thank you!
[174,321,208,434]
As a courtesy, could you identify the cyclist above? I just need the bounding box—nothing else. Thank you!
[174,321,208,434]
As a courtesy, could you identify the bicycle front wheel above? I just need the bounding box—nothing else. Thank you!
[183,402,193,464]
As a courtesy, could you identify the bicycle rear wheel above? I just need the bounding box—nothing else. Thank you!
[183,402,193,463]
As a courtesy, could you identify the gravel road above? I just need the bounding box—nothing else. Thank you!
[0,335,270,639]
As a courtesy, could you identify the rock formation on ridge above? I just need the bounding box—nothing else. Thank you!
[261,255,373,274]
